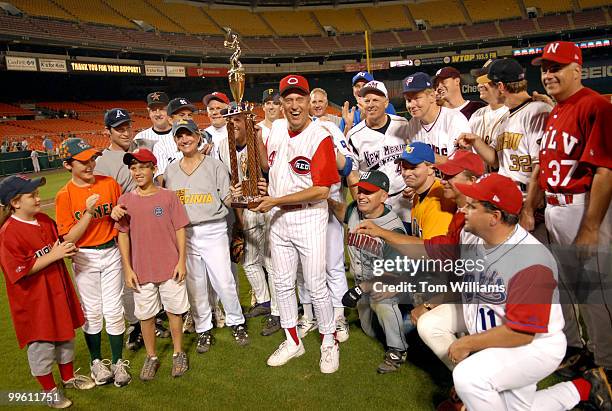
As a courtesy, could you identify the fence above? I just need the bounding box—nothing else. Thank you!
[0,151,62,176]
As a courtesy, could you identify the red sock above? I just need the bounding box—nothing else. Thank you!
[572,378,592,401]
[58,362,74,382]
[36,373,56,391]
[286,327,299,345]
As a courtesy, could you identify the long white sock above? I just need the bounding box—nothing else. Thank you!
[322,333,335,347]
[302,303,314,320]
[334,307,345,320]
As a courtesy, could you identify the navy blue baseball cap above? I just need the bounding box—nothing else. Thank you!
[104,108,131,128]
[395,142,435,165]
[0,175,46,206]
[352,71,374,86]
[402,72,433,93]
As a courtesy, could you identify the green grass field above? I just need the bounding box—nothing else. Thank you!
[0,170,564,410]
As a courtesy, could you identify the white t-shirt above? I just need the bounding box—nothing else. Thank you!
[469,105,510,146]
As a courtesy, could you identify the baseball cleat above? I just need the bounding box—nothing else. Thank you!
[244,302,271,318]
[125,323,143,351]
[267,340,305,367]
[62,371,96,390]
[584,367,612,411]
[46,387,72,409]
[319,342,340,374]
[90,359,113,385]
[139,356,160,382]
[171,352,189,378]
[335,317,349,343]
[377,349,407,374]
[182,311,195,334]
[261,315,281,336]
[196,331,215,353]
[111,359,131,388]
[297,317,318,338]
[231,324,250,346]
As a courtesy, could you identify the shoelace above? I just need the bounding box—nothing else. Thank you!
[67,368,90,384]
[142,358,158,374]
[115,359,131,373]
[173,353,187,369]
[321,346,334,362]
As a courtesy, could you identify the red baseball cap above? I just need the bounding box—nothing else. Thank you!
[123,148,157,166]
[434,150,485,177]
[454,173,523,215]
[532,41,583,66]
[203,92,230,106]
[279,74,310,97]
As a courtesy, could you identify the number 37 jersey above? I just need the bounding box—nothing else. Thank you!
[491,100,551,185]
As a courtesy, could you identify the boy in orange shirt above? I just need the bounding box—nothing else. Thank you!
[55,138,131,388]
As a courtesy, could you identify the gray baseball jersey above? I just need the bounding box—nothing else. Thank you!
[345,201,406,282]
[94,148,136,193]
[163,157,230,224]
[134,127,173,151]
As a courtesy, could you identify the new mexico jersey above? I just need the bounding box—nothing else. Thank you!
[408,107,469,157]
[267,119,339,198]
[469,105,509,146]
[491,100,551,185]
[460,225,564,343]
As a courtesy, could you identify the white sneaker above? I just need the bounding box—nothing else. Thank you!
[267,340,305,367]
[297,317,318,338]
[111,359,132,387]
[320,343,340,374]
[90,359,113,385]
[336,317,349,343]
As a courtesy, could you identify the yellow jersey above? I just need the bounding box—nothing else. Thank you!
[411,179,456,240]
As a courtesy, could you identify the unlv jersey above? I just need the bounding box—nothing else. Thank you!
[407,106,469,157]
[539,87,612,194]
[491,100,551,186]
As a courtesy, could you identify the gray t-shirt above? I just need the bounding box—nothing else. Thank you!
[94,148,136,193]
[163,156,230,224]
[345,201,406,282]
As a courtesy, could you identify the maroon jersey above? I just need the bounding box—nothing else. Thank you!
[0,213,84,348]
[539,87,612,194]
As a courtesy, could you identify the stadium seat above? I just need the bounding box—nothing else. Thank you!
[370,31,400,49]
[261,11,321,36]
[31,17,93,41]
[525,0,573,14]
[427,26,464,43]
[464,0,522,22]
[360,5,411,31]
[396,30,429,46]
[104,0,183,33]
[303,36,341,52]
[408,1,465,27]
[313,9,366,34]
[9,0,74,21]
[142,0,220,35]
[463,22,500,40]
[538,14,571,32]
[498,18,537,36]
[53,0,134,28]
[573,8,607,28]
[206,9,272,37]
[274,37,310,54]
[0,103,34,117]
[241,37,280,54]
[578,0,611,8]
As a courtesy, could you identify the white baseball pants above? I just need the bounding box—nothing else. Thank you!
[242,208,271,304]
[72,246,125,335]
[185,219,245,333]
[417,304,467,370]
[269,204,334,335]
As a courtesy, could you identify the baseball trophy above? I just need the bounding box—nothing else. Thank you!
[223,28,263,209]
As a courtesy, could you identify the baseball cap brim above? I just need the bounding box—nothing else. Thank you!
[203,95,229,106]
[434,162,465,176]
[71,148,101,162]
[280,86,309,97]
[351,181,382,193]
[123,152,157,166]
[20,177,46,194]
[531,55,574,66]
[476,74,491,84]
[173,125,198,136]
[453,182,488,203]
[107,117,131,128]
[168,103,196,116]
[394,156,422,166]
[359,86,386,98]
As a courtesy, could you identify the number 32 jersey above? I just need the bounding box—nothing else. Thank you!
[491,100,551,186]
[539,87,612,194]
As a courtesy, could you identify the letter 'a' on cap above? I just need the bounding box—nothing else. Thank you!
[532,41,583,66]
[351,170,390,193]
[359,80,389,98]
[59,138,101,162]
[172,119,199,136]
[434,150,485,177]
[454,173,523,215]
[0,174,46,206]
[123,148,158,166]
[104,108,131,128]
[402,72,433,94]
[395,142,435,165]
[279,74,310,97]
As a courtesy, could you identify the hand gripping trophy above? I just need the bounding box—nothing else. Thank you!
[223,28,263,209]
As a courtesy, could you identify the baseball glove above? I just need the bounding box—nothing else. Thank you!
[230,230,245,264]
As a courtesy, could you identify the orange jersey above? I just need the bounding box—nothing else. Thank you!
[55,175,120,247]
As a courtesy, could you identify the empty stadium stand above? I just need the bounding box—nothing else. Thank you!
[525,0,573,14]
[408,1,465,27]
[313,9,367,34]
[360,5,410,31]
[463,0,522,22]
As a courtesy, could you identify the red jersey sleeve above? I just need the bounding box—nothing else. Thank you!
[311,136,340,187]
[505,264,556,334]
[0,224,36,284]
[580,96,612,169]
[424,212,464,260]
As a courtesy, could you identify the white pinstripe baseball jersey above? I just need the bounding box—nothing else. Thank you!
[134,127,172,151]
[408,106,470,157]
[153,135,182,178]
[490,100,551,185]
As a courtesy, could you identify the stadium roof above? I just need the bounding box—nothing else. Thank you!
[186,0,408,9]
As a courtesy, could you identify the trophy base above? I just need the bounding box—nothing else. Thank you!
[231,196,262,210]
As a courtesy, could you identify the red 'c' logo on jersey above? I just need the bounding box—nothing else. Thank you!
[289,156,311,175]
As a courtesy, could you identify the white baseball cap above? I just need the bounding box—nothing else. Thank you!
[359,80,388,98]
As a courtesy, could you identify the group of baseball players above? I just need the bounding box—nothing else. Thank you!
[0,39,610,411]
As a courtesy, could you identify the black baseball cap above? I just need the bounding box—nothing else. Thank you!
[487,59,525,83]
[167,98,196,116]
[172,119,199,136]
[351,170,389,193]
[146,91,169,107]
[262,88,280,103]
[104,108,131,128]
[0,175,46,205]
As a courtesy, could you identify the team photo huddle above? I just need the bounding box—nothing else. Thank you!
[0,39,611,411]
